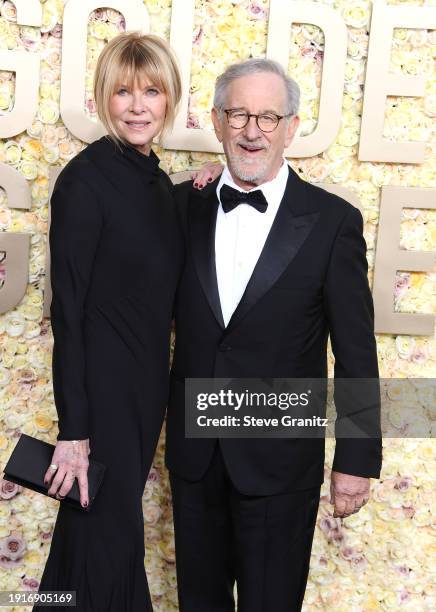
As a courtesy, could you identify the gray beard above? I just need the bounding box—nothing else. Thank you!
[228,154,270,184]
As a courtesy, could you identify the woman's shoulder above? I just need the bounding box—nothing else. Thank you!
[55,137,114,188]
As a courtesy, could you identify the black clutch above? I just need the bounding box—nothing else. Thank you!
[2,433,106,512]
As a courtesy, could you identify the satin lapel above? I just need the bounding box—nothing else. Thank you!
[189,179,225,329]
[226,168,320,331]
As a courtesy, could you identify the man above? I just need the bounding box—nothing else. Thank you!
[166,58,382,611]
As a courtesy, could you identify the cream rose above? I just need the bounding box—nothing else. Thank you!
[37,100,59,125]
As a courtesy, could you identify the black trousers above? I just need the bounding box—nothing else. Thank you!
[169,443,321,612]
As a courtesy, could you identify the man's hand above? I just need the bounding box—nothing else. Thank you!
[330,470,370,518]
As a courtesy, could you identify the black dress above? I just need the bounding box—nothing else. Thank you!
[33,136,183,611]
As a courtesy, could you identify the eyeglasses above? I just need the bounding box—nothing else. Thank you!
[223,109,292,132]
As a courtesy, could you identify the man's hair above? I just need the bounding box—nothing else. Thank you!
[213,58,300,116]
[93,31,182,146]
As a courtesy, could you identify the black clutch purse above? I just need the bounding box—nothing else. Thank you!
[2,433,106,512]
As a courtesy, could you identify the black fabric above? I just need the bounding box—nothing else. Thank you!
[34,136,183,611]
[219,183,268,213]
[170,443,321,612]
[3,434,105,511]
[166,165,382,495]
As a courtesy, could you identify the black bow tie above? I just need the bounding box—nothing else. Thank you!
[219,184,268,214]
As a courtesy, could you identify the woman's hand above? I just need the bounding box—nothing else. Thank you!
[191,162,224,189]
[44,439,90,508]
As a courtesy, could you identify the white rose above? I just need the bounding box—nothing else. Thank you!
[5,141,22,164]
[43,147,60,164]
[342,1,370,29]
[1,1,17,22]
[395,336,416,360]
[20,160,38,181]
[5,313,25,337]
[37,100,59,125]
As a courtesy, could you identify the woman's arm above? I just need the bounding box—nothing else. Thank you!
[49,170,103,441]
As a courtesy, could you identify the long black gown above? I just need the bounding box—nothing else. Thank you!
[33,136,183,611]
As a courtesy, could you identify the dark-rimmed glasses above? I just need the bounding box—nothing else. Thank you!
[223,109,292,132]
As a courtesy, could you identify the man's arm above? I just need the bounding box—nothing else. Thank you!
[323,203,382,515]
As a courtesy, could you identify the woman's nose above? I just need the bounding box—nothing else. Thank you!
[130,93,145,113]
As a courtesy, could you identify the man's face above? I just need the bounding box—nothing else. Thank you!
[211,72,300,189]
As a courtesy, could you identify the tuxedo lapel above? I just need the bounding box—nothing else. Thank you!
[189,179,225,329]
[226,167,319,331]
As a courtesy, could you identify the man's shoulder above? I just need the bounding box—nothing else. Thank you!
[306,180,357,215]
[291,170,361,225]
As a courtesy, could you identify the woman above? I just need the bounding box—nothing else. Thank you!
[34,32,217,611]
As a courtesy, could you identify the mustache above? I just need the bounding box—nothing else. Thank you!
[235,139,269,151]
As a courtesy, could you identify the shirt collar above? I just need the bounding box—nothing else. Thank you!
[216,160,289,210]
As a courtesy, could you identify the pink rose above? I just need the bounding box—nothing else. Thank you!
[394,476,413,491]
[147,468,159,483]
[396,564,411,576]
[399,589,411,603]
[394,272,411,300]
[351,555,368,572]
[249,3,267,20]
[187,113,200,129]
[0,534,26,562]
[340,545,357,560]
[402,506,415,519]
[51,24,63,38]
[411,346,428,364]
[0,555,21,569]
[22,577,39,591]
[0,478,21,499]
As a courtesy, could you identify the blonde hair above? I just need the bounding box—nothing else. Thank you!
[93,31,182,146]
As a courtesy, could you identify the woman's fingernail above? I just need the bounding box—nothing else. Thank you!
[207,177,213,182]
[83,501,88,507]
[193,182,198,187]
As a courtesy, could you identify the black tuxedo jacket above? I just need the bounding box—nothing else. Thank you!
[166,166,382,495]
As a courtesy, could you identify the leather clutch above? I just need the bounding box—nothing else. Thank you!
[2,433,106,512]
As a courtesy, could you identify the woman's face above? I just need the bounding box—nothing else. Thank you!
[109,75,167,155]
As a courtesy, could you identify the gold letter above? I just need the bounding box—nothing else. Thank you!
[359,3,436,163]
[373,187,435,335]
[0,1,41,138]
[60,0,150,143]
[267,0,347,158]
[0,163,31,313]
[166,0,347,156]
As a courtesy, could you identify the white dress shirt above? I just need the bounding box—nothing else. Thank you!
[215,160,290,327]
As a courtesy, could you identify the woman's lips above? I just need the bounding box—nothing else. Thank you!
[125,121,151,131]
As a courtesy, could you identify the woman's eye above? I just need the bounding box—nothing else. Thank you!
[146,88,159,96]
[117,88,128,95]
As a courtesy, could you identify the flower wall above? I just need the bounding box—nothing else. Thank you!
[0,1,434,610]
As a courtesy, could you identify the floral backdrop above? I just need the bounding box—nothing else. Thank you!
[0,0,435,610]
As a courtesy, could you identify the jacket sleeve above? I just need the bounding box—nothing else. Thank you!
[49,171,103,441]
[323,204,382,478]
